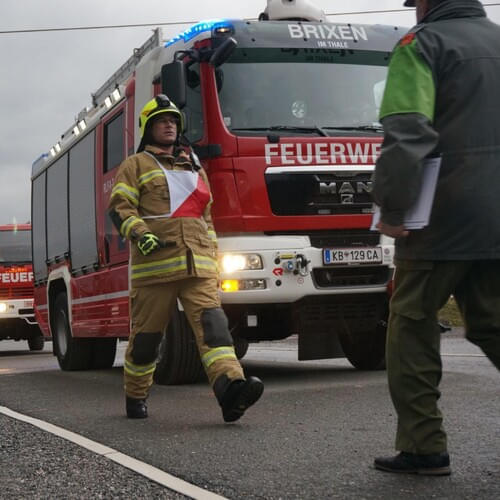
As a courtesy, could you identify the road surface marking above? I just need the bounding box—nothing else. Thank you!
[442,353,485,357]
[0,405,227,500]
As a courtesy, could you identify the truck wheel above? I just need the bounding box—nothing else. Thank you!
[90,338,117,369]
[233,336,249,360]
[52,292,92,370]
[339,320,387,371]
[28,332,45,351]
[154,307,204,385]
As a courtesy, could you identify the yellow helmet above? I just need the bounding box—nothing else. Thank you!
[139,94,184,137]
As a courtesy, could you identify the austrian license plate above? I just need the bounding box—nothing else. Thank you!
[323,247,382,265]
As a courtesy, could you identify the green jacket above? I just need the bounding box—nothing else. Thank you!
[373,0,500,260]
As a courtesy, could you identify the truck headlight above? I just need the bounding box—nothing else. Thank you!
[220,253,263,273]
[0,303,7,313]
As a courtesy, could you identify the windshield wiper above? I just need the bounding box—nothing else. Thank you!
[322,124,383,132]
[231,125,328,137]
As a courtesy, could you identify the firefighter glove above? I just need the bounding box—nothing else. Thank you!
[137,233,160,256]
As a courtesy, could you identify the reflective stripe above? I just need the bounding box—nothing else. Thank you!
[193,254,218,272]
[143,213,171,220]
[201,346,237,369]
[120,216,144,238]
[111,183,140,206]
[207,229,217,242]
[138,169,164,187]
[124,359,156,377]
[131,256,187,280]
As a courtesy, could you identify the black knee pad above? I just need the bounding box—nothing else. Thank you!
[131,332,162,364]
[201,308,233,347]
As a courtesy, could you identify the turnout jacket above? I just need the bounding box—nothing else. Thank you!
[373,0,500,260]
[108,145,218,287]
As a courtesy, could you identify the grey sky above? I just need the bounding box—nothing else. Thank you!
[0,1,498,225]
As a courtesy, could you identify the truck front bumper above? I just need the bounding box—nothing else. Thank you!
[217,234,394,304]
[0,298,37,324]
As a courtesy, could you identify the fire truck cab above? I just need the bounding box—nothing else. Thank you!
[32,1,402,382]
[0,224,44,350]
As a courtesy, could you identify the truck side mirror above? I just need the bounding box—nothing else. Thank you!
[209,37,237,68]
[161,60,187,109]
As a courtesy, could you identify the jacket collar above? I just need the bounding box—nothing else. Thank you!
[421,0,486,24]
[144,145,192,166]
[144,144,175,157]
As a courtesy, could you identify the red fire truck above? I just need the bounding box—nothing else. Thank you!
[0,224,44,350]
[31,1,400,382]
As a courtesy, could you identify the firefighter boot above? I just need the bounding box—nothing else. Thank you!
[214,375,264,422]
[126,396,148,419]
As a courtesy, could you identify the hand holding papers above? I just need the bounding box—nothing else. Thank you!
[371,156,441,231]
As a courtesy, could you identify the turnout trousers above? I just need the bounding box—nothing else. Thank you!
[387,259,500,454]
[124,277,244,400]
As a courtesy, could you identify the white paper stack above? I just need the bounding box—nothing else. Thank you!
[371,156,441,231]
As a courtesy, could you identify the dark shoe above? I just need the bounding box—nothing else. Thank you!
[219,376,264,423]
[374,452,451,476]
[126,396,148,419]
[438,321,452,333]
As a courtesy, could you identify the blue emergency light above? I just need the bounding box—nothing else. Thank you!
[165,19,234,47]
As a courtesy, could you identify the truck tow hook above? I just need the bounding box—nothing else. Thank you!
[275,253,311,277]
[294,254,311,277]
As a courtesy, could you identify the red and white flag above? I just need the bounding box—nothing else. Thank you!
[164,170,210,218]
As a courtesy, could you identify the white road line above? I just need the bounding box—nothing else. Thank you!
[0,405,226,500]
[442,353,486,357]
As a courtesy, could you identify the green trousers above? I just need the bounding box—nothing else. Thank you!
[387,259,500,454]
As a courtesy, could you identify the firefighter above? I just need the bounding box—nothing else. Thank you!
[108,94,264,421]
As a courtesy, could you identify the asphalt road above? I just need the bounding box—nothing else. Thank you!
[0,331,498,499]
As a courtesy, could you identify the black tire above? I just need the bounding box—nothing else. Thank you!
[339,319,387,370]
[52,292,92,370]
[27,332,45,351]
[154,307,204,385]
[90,338,117,369]
[233,336,249,360]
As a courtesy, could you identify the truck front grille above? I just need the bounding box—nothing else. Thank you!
[0,287,32,299]
[313,266,392,288]
[265,171,373,216]
[18,308,34,316]
[297,294,387,332]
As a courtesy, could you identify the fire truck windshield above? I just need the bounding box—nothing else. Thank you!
[0,229,31,263]
[217,50,388,136]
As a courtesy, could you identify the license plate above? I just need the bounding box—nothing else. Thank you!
[323,247,382,265]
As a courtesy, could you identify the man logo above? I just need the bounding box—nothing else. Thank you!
[319,181,372,204]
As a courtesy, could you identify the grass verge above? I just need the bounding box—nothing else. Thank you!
[438,297,463,327]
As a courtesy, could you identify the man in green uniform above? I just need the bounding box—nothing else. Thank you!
[372,0,500,475]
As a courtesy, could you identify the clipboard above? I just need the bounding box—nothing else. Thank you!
[371,156,441,231]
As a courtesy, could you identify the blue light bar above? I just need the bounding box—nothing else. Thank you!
[165,19,233,48]
[32,153,48,165]
[31,153,49,176]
